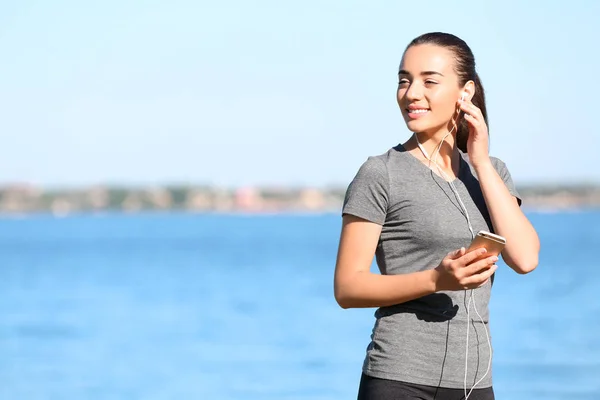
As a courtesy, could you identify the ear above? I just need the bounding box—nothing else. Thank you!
[460,80,476,102]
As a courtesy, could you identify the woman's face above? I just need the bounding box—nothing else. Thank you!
[397,44,463,136]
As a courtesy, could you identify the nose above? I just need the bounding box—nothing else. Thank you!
[405,82,423,101]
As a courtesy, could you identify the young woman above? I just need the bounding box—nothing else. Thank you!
[334,32,540,400]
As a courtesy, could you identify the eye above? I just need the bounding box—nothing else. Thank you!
[424,80,438,86]
[398,79,410,86]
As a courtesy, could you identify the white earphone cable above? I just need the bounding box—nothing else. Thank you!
[413,117,492,399]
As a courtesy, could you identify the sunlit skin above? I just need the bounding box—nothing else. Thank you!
[397,44,478,180]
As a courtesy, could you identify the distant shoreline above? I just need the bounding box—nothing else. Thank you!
[0,206,597,220]
[0,183,599,216]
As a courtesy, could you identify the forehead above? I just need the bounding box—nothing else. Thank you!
[400,44,456,76]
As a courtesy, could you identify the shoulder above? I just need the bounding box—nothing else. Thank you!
[342,148,400,223]
[353,146,402,177]
[488,156,516,180]
[460,152,521,201]
[359,153,388,173]
[489,155,508,169]
[346,146,410,196]
[348,153,390,197]
[460,152,510,174]
[356,145,411,173]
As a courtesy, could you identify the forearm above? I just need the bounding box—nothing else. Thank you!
[474,161,540,273]
[335,269,438,309]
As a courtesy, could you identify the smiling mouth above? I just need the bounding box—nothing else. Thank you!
[406,108,430,118]
[406,109,429,114]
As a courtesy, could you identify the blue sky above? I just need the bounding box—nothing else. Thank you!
[0,1,597,188]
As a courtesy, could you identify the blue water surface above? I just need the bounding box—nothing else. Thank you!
[0,211,598,399]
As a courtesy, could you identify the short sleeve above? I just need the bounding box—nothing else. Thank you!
[342,156,389,225]
[491,157,522,206]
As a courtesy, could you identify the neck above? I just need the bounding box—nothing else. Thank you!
[412,130,459,169]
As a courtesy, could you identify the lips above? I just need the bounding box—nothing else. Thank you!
[406,107,430,119]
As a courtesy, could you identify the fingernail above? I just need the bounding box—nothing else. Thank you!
[492,256,499,262]
[480,248,487,254]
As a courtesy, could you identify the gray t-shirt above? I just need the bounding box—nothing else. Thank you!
[342,144,521,389]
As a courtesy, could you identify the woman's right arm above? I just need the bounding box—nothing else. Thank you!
[333,214,498,309]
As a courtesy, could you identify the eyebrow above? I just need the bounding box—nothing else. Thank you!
[398,70,444,77]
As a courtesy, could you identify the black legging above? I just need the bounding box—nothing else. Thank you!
[357,373,495,400]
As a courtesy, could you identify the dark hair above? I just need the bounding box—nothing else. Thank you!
[403,32,487,153]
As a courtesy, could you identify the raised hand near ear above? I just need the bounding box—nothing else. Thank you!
[459,98,491,168]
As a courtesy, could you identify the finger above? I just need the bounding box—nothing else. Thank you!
[464,255,498,276]
[476,276,492,288]
[463,264,498,287]
[464,113,480,125]
[449,247,466,259]
[458,247,488,265]
[456,255,496,283]
[459,102,483,122]
[459,100,481,115]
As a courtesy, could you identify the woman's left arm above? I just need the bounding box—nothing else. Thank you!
[473,162,540,273]
[461,98,540,274]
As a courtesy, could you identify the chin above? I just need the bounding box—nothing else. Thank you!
[405,118,447,136]
[405,119,432,133]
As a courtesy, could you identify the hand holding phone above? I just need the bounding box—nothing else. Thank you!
[434,231,505,291]
[466,231,506,263]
